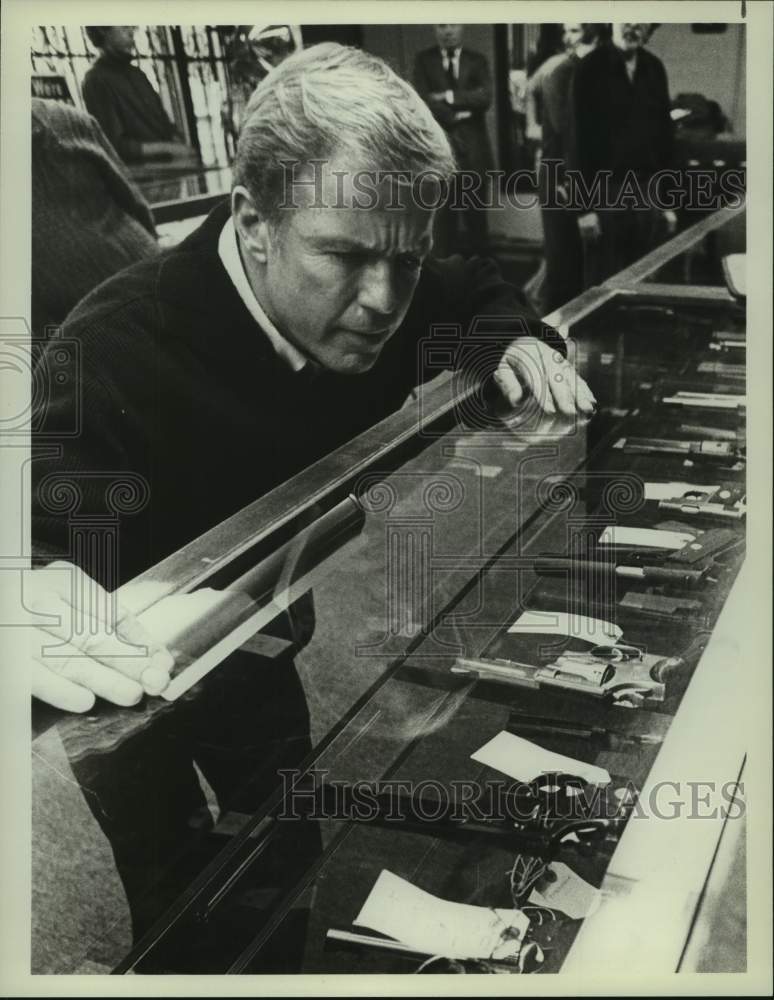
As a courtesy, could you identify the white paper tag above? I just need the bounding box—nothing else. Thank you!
[529,863,601,919]
[354,870,530,960]
[471,731,610,786]
[643,482,719,502]
[508,609,622,645]
[598,526,694,549]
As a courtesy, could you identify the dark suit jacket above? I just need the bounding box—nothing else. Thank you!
[413,46,494,175]
[571,43,674,188]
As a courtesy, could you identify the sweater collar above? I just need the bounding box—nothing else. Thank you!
[217,216,307,371]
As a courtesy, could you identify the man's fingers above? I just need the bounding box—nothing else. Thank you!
[35,639,145,707]
[32,561,171,662]
[551,367,597,417]
[575,375,598,414]
[38,561,112,621]
[496,339,598,419]
[493,360,524,407]
[30,658,96,713]
[31,596,173,693]
[547,364,578,417]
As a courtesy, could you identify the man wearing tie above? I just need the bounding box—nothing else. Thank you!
[414,24,494,255]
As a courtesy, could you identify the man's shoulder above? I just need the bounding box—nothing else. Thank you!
[82,58,112,84]
[62,202,236,349]
[539,53,572,89]
[575,43,618,86]
[32,97,101,149]
[462,48,488,66]
[539,52,567,78]
[581,42,617,69]
[63,254,166,341]
[639,47,667,73]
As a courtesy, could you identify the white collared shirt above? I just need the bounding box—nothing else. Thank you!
[217,216,307,371]
[441,45,461,81]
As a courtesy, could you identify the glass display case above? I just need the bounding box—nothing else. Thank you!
[31,205,748,977]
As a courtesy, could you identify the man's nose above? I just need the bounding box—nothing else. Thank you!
[357,260,400,316]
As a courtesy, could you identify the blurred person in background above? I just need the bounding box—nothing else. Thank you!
[32,97,158,341]
[225,24,302,131]
[530,24,608,313]
[83,26,197,166]
[414,24,494,255]
[571,22,677,282]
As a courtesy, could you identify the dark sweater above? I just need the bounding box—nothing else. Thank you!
[31,98,158,338]
[572,43,674,187]
[32,200,564,588]
[82,53,177,163]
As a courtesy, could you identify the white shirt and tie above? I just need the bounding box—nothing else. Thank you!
[439,46,472,120]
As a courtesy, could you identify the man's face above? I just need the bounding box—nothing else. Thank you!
[613,23,650,52]
[434,24,464,49]
[239,163,435,375]
[102,26,136,58]
[562,24,584,52]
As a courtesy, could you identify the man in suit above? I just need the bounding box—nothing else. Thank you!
[571,23,677,282]
[414,24,494,255]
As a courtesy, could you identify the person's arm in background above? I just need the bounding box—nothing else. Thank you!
[413,52,456,128]
[83,74,194,164]
[525,69,544,142]
[653,54,677,233]
[448,52,492,112]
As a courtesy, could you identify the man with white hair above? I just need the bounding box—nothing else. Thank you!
[30,43,594,956]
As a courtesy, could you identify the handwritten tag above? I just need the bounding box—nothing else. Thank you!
[529,863,601,919]
[354,870,530,960]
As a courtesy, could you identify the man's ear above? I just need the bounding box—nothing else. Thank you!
[232,185,271,263]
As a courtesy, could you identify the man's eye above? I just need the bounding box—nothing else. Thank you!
[398,254,423,272]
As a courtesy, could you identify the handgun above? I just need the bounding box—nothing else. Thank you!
[534,527,743,588]
[655,485,746,522]
[452,644,686,705]
[613,436,745,464]
[317,774,633,856]
[506,713,664,749]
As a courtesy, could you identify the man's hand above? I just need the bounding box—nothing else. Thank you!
[26,561,174,713]
[492,337,597,417]
[662,209,678,235]
[577,211,602,241]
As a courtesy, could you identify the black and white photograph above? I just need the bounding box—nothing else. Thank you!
[0,0,771,993]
